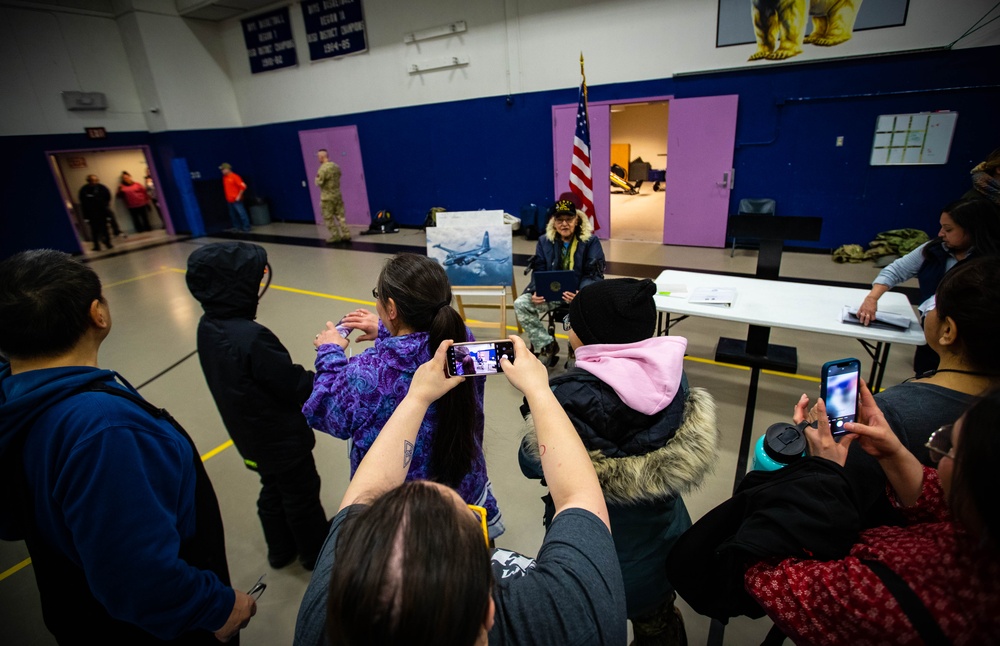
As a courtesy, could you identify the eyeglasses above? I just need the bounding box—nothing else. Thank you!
[562,313,572,331]
[925,424,955,464]
[372,287,379,300]
[554,215,576,223]
[468,504,490,548]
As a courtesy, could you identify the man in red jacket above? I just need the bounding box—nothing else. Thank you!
[220,163,252,232]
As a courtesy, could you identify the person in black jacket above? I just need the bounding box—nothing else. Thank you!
[78,174,114,251]
[519,279,719,646]
[186,242,329,570]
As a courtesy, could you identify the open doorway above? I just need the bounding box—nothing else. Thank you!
[47,146,173,256]
[609,101,669,243]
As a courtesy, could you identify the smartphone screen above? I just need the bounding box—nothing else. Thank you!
[820,358,861,435]
[446,341,514,377]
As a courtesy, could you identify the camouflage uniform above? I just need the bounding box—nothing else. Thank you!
[315,161,350,242]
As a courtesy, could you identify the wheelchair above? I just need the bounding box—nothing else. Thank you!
[529,304,575,369]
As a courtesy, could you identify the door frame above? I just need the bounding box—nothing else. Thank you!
[45,145,173,253]
[553,94,674,240]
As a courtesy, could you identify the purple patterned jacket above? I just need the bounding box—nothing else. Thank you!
[303,321,503,537]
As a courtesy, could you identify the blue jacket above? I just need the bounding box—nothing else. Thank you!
[523,212,605,294]
[0,363,233,642]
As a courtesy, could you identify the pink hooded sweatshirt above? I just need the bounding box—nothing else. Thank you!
[572,336,688,415]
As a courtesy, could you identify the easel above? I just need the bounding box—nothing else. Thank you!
[453,273,519,338]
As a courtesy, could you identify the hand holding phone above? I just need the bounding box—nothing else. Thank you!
[446,340,515,377]
[820,358,861,436]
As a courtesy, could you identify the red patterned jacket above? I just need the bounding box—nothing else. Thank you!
[745,468,1000,645]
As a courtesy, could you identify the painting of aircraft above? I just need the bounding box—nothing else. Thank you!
[434,232,503,267]
[426,223,514,287]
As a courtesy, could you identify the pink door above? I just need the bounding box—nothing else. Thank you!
[662,95,739,247]
[298,126,371,226]
[553,103,611,238]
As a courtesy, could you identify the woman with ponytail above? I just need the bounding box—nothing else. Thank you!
[304,254,503,538]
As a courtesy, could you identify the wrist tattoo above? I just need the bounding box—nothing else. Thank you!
[403,440,414,468]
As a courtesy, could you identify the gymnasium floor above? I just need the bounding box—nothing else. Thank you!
[0,221,920,645]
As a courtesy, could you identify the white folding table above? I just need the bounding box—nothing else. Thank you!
[654,269,925,489]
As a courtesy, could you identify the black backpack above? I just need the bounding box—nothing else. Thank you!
[362,209,399,235]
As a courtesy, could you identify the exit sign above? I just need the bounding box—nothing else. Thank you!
[85,127,107,139]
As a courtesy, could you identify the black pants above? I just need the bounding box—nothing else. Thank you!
[129,205,151,232]
[85,214,112,250]
[256,453,329,568]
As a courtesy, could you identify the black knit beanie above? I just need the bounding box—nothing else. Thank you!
[569,278,657,346]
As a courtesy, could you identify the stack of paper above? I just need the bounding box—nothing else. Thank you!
[841,306,911,330]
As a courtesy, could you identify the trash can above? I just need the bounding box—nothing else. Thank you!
[248,197,271,226]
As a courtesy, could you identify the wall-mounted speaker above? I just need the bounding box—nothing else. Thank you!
[61,91,108,111]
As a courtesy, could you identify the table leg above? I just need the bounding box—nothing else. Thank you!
[873,343,892,392]
[734,364,761,492]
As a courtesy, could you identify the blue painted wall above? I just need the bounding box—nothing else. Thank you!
[2,45,997,260]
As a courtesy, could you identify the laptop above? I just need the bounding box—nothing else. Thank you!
[534,270,579,302]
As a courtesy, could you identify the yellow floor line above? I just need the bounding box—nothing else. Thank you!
[3,269,822,582]
[0,557,31,582]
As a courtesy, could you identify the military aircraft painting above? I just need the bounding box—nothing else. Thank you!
[434,232,503,267]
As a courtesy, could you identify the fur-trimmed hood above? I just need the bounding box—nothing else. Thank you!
[521,387,719,505]
[544,208,594,243]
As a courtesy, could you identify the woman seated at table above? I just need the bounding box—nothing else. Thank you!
[293,338,626,646]
[856,199,1000,373]
[745,386,1000,643]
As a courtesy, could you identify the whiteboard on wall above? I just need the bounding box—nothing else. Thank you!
[870,112,957,166]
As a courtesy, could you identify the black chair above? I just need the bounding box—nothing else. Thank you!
[730,198,777,257]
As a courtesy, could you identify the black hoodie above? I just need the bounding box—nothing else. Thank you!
[186,242,315,474]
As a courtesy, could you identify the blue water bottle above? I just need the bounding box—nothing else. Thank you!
[752,422,807,471]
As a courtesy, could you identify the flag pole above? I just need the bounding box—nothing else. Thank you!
[579,52,587,101]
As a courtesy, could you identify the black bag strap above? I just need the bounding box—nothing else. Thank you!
[861,559,950,645]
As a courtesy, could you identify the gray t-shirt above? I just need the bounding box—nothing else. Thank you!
[294,506,626,646]
[844,381,973,520]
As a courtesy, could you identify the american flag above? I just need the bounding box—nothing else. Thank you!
[569,74,599,231]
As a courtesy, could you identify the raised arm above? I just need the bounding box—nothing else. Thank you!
[500,336,610,530]
[338,341,464,510]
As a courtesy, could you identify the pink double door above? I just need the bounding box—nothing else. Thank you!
[552,94,739,247]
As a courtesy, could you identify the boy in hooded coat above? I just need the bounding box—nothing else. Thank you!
[518,278,719,645]
[186,242,328,570]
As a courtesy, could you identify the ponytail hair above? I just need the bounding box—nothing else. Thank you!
[376,254,478,487]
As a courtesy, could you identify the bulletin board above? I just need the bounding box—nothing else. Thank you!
[870,112,957,166]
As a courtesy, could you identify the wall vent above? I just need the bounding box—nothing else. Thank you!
[62,91,108,111]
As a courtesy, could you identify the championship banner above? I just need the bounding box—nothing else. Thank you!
[301,0,368,62]
[241,6,297,74]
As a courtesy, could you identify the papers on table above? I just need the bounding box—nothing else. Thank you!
[841,306,911,331]
[689,287,736,307]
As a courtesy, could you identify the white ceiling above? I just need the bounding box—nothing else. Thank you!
[4,0,279,21]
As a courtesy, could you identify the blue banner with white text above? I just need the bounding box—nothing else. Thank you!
[242,7,297,74]
[301,0,368,62]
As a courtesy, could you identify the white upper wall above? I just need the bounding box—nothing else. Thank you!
[2,0,997,135]
[0,7,146,136]
[223,0,999,127]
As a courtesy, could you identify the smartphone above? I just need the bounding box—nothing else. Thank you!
[446,340,514,377]
[820,358,861,435]
[335,318,353,338]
